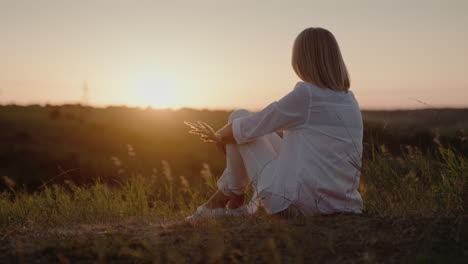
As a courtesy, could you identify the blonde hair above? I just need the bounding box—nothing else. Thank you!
[292,27,350,91]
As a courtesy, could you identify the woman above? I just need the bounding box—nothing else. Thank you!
[186,27,363,220]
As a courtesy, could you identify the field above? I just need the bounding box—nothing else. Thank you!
[0,105,467,263]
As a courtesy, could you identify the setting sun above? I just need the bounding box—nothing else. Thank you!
[132,74,181,109]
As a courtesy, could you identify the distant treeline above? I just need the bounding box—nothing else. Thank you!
[1,104,467,191]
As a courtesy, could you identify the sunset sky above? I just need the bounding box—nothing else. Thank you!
[1,0,467,110]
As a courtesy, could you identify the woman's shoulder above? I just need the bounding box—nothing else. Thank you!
[295,81,357,105]
[294,81,324,93]
[294,81,310,89]
[293,81,327,99]
[293,81,313,94]
[299,81,353,96]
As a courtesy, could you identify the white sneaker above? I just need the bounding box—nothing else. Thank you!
[225,205,249,217]
[185,205,225,221]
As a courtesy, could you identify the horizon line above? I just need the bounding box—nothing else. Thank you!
[1,102,467,112]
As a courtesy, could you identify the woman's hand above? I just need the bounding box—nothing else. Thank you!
[215,123,236,144]
[276,130,284,138]
[184,121,236,155]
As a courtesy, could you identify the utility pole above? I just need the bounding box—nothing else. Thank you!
[81,80,89,105]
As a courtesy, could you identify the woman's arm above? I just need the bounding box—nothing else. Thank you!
[215,119,283,145]
[216,122,236,144]
[210,123,234,154]
[230,82,309,144]
[185,82,308,150]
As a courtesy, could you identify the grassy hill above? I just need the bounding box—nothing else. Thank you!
[0,105,466,263]
[1,105,466,191]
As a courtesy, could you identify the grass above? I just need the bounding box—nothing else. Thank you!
[362,146,466,217]
[0,145,466,263]
[1,105,467,191]
[4,215,466,263]
[0,105,467,263]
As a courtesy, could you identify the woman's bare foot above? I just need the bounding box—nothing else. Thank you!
[204,190,245,209]
[226,194,245,209]
[204,190,230,209]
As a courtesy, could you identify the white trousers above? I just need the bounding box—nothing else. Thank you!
[217,109,282,197]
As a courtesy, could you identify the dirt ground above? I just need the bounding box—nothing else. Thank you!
[1,214,466,264]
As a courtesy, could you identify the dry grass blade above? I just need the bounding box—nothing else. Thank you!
[184,120,218,142]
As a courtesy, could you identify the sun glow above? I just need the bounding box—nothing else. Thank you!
[133,74,181,109]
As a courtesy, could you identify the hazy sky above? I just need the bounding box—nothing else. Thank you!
[1,0,467,110]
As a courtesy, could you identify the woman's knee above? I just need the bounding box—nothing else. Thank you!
[229,109,251,122]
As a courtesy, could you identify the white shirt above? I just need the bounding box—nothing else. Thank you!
[232,81,363,215]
